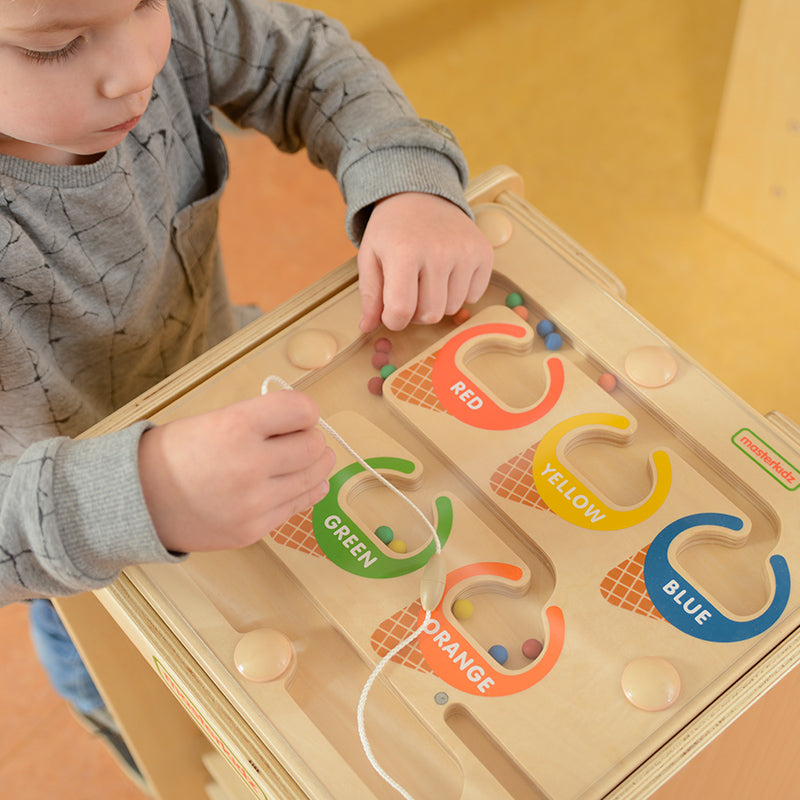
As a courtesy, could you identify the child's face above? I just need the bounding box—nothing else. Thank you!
[0,0,171,164]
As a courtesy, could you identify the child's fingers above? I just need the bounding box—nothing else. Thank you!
[413,262,451,325]
[466,255,493,304]
[139,388,337,552]
[357,247,385,332]
[226,448,334,546]
[379,254,422,330]
[249,388,320,437]
[260,427,331,478]
[414,250,491,324]
[443,261,474,317]
[255,458,334,535]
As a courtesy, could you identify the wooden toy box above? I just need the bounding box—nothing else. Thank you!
[82,167,800,800]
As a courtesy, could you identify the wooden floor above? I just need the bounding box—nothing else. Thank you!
[3,0,800,797]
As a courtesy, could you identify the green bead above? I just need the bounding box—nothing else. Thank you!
[505,292,523,308]
[375,525,394,544]
[380,364,397,379]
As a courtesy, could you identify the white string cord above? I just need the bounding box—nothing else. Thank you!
[261,375,442,800]
[355,610,433,800]
[261,375,441,549]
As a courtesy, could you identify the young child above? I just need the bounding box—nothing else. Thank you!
[0,0,493,601]
[0,0,492,776]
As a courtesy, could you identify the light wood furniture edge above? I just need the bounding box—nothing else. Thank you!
[607,623,800,797]
[52,164,800,798]
[56,576,308,800]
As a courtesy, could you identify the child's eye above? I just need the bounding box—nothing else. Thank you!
[20,1,165,65]
[21,38,83,65]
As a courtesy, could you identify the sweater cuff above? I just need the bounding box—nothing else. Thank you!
[341,140,473,243]
[53,421,185,587]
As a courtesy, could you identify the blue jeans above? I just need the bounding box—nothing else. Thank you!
[28,599,105,715]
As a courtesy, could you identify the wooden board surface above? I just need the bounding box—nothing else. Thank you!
[85,168,800,799]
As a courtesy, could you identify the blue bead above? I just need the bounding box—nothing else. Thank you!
[544,332,563,351]
[536,319,555,337]
[488,644,509,665]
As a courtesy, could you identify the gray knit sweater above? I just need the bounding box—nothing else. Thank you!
[0,0,470,604]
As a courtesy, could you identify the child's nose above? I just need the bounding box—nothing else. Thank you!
[98,22,160,99]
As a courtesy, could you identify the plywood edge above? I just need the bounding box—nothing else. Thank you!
[493,192,627,300]
[54,590,211,799]
[607,625,800,798]
[95,574,309,800]
[464,165,525,205]
[765,411,800,449]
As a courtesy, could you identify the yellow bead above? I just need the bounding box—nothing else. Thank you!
[452,599,474,620]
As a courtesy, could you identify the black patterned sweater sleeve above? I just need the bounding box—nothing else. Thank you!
[168,0,473,241]
[0,423,183,606]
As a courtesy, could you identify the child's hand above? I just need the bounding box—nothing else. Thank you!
[138,390,335,553]
[357,193,493,332]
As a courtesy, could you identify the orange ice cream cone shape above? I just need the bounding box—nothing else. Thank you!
[489,443,553,513]
[268,507,326,559]
[385,352,446,413]
[370,600,432,674]
[600,545,663,620]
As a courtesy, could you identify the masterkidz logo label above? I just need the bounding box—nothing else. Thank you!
[733,429,798,491]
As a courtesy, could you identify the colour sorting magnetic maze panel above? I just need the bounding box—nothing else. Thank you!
[144,198,800,800]
[256,284,798,797]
